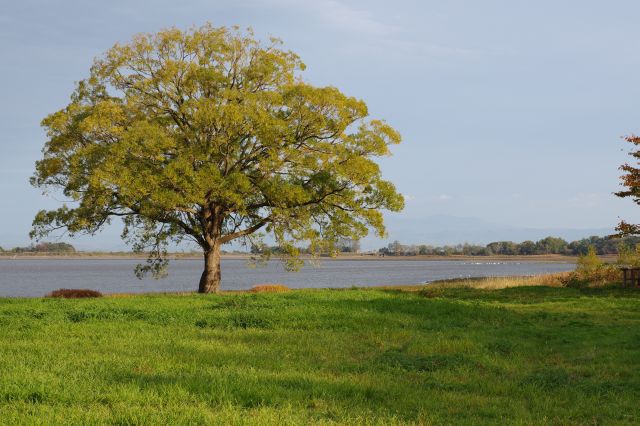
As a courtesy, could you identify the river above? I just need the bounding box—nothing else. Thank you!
[0,258,576,297]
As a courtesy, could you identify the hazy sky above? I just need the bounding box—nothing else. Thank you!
[1,0,639,250]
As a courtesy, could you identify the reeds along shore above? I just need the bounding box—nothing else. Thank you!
[427,269,622,291]
[428,273,573,290]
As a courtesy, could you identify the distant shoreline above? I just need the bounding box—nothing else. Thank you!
[0,253,584,263]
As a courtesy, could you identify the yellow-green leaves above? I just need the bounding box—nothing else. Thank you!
[32,24,404,280]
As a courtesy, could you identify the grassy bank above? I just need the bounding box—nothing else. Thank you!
[0,286,639,424]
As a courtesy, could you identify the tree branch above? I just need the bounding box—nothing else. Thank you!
[219,216,270,243]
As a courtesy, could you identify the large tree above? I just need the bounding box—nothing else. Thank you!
[31,25,404,293]
[616,135,640,236]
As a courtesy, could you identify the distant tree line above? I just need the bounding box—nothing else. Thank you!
[0,242,76,254]
[378,235,640,256]
[251,238,362,256]
[4,236,633,257]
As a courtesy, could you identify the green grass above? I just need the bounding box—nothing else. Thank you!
[0,286,639,425]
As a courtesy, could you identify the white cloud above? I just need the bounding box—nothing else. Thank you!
[236,0,494,62]
[309,0,398,35]
[242,0,398,35]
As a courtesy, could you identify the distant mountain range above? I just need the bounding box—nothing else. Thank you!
[363,214,614,248]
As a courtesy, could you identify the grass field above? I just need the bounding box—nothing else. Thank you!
[0,285,639,424]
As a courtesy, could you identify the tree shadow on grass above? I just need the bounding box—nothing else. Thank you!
[192,293,514,333]
[188,289,618,348]
[93,288,640,422]
[104,366,419,421]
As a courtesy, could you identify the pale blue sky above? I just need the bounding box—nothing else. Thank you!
[1,0,639,250]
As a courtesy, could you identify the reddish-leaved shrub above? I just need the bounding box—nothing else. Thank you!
[250,284,290,293]
[47,288,103,298]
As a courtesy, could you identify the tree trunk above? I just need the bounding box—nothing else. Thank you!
[198,243,221,294]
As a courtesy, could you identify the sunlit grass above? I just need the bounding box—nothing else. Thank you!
[0,286,638,424]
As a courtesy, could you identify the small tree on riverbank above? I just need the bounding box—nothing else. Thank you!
[615,135,640,236]
[30,24,404,293]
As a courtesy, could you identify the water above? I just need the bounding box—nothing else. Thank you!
[0,258,576,297]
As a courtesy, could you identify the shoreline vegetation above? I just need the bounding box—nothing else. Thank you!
[0,252,586,263]
[2,234,636,263]
[51,273,600,299]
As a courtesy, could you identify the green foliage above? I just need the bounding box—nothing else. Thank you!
[517,240,537,255]
[576,246,603,274]
[535,236,568,254]
[0,287,639,423]
[380,235,640,256]
[6,242,76,254]
[615,135,640,236]
[487,240,519,255]
[35,242,76,253]
[564,246,620,287]
[617,243,640,267]
[30,24,403,287]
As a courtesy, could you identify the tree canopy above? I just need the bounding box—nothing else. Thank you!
[616,135,640,236]
[31,24,404,292]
